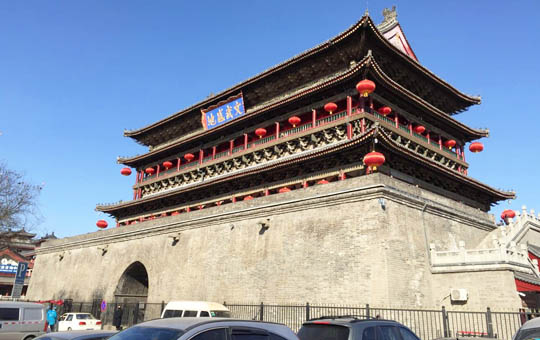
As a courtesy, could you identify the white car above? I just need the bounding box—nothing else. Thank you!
[58,313,102,331]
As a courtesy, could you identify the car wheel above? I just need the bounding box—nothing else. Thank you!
[23,336,35,340]
[67,327,72,330]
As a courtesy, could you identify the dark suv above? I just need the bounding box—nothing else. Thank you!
[297,316,421,340]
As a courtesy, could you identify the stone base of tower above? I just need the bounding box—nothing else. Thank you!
[28,173,522,311]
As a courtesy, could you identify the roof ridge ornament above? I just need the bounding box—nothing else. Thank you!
[382,6,398,25]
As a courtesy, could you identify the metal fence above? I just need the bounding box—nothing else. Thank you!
[50,300,533,339]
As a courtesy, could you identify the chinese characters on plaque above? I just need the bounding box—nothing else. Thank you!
[201,94,245,131]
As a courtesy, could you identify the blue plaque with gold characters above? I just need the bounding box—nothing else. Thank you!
[201,93,245,131]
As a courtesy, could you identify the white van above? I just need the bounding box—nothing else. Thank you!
[161,301,230,318]
[0,301,47,340]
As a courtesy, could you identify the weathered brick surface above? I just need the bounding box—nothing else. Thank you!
[27,174,521,310]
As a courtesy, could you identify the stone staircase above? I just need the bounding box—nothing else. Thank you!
[430,206,540,275]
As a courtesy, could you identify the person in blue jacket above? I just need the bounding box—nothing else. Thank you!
[46,305,57,332]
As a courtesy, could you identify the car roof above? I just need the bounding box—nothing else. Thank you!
[304,317,402,327]
[0,301,46,308]
[36,330,117,339]
[133,317,294,337]
[164,301,229,311]
[519,317,540,330]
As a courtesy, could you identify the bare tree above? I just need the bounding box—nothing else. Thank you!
[0,162,42,231]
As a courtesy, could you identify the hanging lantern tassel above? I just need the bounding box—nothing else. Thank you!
[363,151,386,172]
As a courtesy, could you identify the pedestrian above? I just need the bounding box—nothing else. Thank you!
[113,305,123,331]
[46,305,57,332]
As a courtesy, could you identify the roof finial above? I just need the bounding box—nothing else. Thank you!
[382,5,397,24]
[364,0,369,17]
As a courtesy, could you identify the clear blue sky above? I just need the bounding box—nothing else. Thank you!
[1,1,539,238]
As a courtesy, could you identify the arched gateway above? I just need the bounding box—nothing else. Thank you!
[114,261,149,303]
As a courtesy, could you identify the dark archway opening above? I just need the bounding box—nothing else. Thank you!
[114,261,149,303]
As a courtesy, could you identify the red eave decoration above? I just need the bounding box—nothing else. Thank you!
[184,153,195,162]
[145,167,155,175]
[469,142,484,153]
[317,179,329,185]
[516,278,540,292]
[288,116,301,127]
[171,211,180,216]
[96,220,108,229]
[378,106,392,116]
[278,187,291,193]
[244,195,254,200]
[444,139,456,149]
[414,125,426,134]
[324,102,338,114]
[120,167,132,176]
[255,128,267,138]
[356,79,376,97]
[163,161,173,169]
[363,151,386,170]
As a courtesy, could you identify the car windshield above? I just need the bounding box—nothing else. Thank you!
[76,313,96,319]
[210,311,231,317]
[298,324,350,340]
[515,328,540,340]
[107,326,184,340]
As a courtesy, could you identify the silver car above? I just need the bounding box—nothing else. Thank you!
[35,330,117,340]
[107,317,298,340]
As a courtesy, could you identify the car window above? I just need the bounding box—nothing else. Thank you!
[515,328,540,340]
[191,328,228,340]
[67,314,73,321]
[297,324,350,340]
[231,328,270,340]
[0,307,19,321]
[210,311,231,317]
[200,311,210,317]
[59,314,67,321]
[77,313,94,319]
[163,310,183,318]
[380,326,402,340]
[24,308,43,321]
[107,326,184,340]
[398,328,419,340]
[363,326,377,340]
[184,310,197,317]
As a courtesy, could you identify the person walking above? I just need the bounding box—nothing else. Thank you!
[46,306,57,332]
[113,305,123,331]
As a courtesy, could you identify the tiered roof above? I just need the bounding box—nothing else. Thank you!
[122,15,480,152]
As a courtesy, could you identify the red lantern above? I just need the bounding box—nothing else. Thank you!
[324,102,338,114]
[356,79,376,97]
[163,161,173,169]
[120,167,132,176]
[317,179,329,185]
[278,187,291,193]
[145,167,155,175]
[96,220,108,229]
[288,116,301,127]
[255,128,267,138]
[444,140,456,149]
[184,153,195,162]
[414,125,426,134]
[171,211,180,216]
[501,209,516,220]
[469,142,484,153]
[363,151,386,171]
[378,106,392,116]
[244,195,254,200]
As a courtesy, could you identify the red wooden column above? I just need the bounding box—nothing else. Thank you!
[177,158,181,171]
[229,140,234,155]
[361,118,365,133]
[438,137,442,150]
[275,122,280,140]
[347,96,352,116]
[244,133,248,150]
[156,164,160,178]
[394,113,399,128]
[312,109,316,127]
[199,149,203,164]
[347,123,352,139]
[212,146,216,160]
[427,132,430,144]
[408,123,413,135]
[462,146,466,162]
